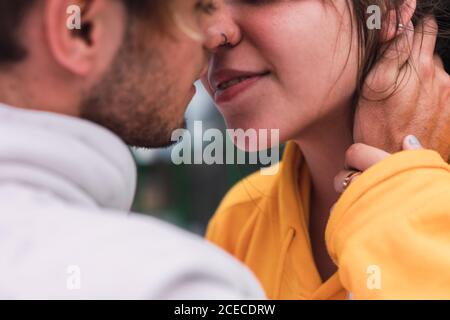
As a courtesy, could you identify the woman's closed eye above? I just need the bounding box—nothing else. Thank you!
[196,0,219,15]
[230,0,277,5]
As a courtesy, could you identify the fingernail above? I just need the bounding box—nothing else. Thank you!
[407,135,422,149]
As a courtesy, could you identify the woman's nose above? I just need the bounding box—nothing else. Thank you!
[203,5,241,52]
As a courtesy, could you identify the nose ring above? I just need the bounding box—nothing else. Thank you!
[220,33,230,47]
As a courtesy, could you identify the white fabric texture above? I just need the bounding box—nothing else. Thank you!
[0,104,265,299]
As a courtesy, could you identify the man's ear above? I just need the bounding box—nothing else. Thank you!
[381,0,417,43]
[44,0,124,76]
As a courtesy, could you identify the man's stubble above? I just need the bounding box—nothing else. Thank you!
[80,22,186,148]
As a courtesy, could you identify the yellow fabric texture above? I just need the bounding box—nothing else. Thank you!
[206,142,450,299]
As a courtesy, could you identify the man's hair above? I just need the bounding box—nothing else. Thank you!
[0,0,33,64]
[0,0,170,65]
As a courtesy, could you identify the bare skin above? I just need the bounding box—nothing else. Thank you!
[354,17,450,163]
[298,107,354,281]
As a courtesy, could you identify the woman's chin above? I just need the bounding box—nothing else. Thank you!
[223,120,288,152]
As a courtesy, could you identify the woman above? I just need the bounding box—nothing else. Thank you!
[202,0,450,299]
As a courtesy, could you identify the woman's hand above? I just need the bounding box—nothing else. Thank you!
[334,135,423,193]
[353,17,450,162]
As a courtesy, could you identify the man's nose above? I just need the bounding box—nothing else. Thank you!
[202,5,241,52]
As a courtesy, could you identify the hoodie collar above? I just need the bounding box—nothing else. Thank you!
[0,103,137,211]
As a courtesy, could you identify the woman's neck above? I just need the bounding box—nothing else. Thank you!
[293,106,354,281]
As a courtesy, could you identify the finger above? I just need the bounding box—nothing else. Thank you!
[364,21,414,94]
[380,20,415,69]
[345,143,391,172]
[334,170,361,194]
[403,135,423,150]
[434,54,445,69]
[412,16,439,65]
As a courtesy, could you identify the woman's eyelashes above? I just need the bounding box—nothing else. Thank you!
[235,0,276,5]
[194,0,276,17]
[196,0,219,15]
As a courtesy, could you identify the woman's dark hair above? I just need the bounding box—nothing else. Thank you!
[350,0,450,101]
[0,0,171,65]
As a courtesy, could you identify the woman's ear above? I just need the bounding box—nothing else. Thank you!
[381,0,417,43]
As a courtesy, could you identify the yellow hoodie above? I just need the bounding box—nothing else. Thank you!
[206,142,450,299]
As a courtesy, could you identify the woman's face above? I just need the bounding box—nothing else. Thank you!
[202,0,360,144]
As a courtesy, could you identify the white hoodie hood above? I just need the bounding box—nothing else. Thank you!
[0,103,136,210]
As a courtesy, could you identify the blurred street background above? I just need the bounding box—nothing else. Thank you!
[130,82,274,235]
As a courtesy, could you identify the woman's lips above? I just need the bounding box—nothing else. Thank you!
[213,72,270,104]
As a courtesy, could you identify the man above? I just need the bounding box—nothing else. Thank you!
[0,0,264,299]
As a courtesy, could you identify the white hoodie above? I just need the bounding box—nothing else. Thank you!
[0,103,265,299]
